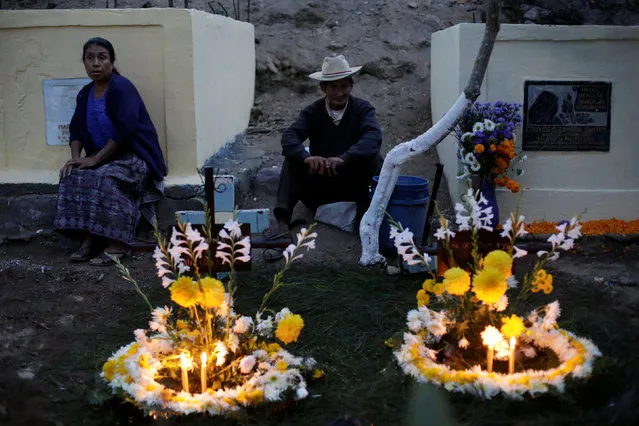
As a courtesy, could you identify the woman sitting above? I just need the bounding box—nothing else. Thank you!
[55,37,167,265]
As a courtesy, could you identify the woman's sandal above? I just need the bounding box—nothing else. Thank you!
[70,245,93,262]
[89,250,129,266]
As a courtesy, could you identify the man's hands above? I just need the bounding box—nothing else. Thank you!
[303,156,345,176]
[59,157,99,180]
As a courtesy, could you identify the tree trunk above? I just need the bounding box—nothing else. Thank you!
[358,0,501,266]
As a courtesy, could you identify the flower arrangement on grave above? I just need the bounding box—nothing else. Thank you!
[390,189,601,400]
[100,219,321,418]
[455,101,526,193]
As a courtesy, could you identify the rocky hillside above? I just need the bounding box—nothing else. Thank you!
[4,0,639,207]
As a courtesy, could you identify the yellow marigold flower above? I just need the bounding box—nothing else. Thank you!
[261,342,282,354]
[275,313,304,344]
[312,369,325,380]
[196,277,226,309]
[489,144,497,152]
[443,267,471,296]
[176,319,189,330]
[472,267,508,304]
[102,359,116,381]
[483,250,513,278]
[422,279,435,293]
[276,360,288,372]
[170,276,199,307]
[432,283,445,296]
[500,314,525,339]
[416,289,430,307]
[126,343,139,356]
[474,144,485,154]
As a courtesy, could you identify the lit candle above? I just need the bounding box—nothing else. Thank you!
[487,345,494,373]
[200,352,208,392]
[481,325,503,374]
[180,352,190,393]
[508,337,516,375]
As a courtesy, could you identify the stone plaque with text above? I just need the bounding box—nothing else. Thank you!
[523,81,611,151]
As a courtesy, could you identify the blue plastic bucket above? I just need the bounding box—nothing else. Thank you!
[370,175,430,254]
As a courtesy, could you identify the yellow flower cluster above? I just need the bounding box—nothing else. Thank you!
[482,250,512,279]
[443,267,471,296]
[416,289,430,307]
[532,269,553,294]
[169,276,226,309]
[500,315,525,339]
[275,313,304,344]
[472,268,508,304]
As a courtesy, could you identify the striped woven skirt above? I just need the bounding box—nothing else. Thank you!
[54,152,161,245]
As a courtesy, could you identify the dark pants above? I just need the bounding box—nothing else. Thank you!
[274,155,382,224]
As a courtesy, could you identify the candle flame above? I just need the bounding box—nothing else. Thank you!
[180,352,193,369]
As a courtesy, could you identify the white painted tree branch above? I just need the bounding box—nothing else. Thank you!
[359,0,501,266]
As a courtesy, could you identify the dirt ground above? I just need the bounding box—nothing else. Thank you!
[0,232,638,425]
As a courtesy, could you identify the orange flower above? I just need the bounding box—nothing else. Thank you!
[474,144,485,154]
[506,180,520,193]
[489,144,497,152]
[525,219,639,236]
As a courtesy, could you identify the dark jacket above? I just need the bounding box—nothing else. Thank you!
[69,73,167,181]
[281,96,382,164]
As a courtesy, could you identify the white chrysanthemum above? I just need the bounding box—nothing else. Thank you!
[134,329,147,343]
[263,371,288,401]
[256,316,274,336]
[407,310,423,332]
[521,346,537,358]
[214,341,228,366]
[483,119,496,131]
[472,121,485,133]
[232,316,253,334]
[239,355,256,374]
[461,131,474,142]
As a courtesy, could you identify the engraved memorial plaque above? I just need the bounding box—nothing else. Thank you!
[523,81,611,152]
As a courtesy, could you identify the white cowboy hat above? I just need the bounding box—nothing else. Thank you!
[308,55,362,81]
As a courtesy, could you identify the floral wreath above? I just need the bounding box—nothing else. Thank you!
[389,188,601,399]
[101,219,323,418]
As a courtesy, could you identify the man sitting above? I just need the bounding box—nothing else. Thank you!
[273,55,383,234]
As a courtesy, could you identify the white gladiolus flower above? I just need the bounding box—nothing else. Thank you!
[223,218,242,239]
[495,295,509,312]
[513,246,528,258]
